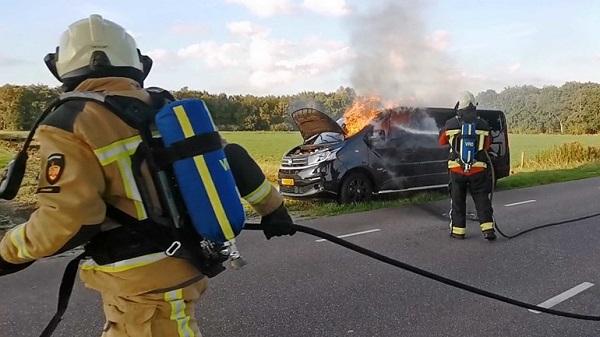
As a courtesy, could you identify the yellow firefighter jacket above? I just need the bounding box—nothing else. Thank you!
[0,77,283,295]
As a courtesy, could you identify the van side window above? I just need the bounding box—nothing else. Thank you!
[389,110,411,140]
[369,113,391,143]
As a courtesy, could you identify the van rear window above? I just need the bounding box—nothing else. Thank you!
[478,111,504,131]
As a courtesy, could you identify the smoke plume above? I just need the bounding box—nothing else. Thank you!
[349,1,463,107]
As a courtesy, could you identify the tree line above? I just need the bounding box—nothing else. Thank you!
[1,82,599,134]
[0,84,356,132]
[476,82,600,134]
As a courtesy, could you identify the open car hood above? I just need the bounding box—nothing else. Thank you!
[292,108,344,141]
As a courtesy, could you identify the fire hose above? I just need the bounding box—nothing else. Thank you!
[35,153,600,336]
[38,220,600,337]
[245,222,600,321]
[484,151,600,239]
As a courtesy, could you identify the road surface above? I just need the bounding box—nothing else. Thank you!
[1,177,599,337]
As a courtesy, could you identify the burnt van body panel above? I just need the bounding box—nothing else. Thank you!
[278,107,510,202]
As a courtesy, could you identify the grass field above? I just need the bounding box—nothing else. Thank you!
[1,131,600,217]
[508,134,600,167]
[221,131,302,181]
[3,130,600,170]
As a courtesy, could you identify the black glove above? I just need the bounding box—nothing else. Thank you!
[260,203,296,240]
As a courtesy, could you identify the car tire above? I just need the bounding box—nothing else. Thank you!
[339,172,374,203]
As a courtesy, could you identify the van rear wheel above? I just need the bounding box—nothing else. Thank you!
[339,172,373,203]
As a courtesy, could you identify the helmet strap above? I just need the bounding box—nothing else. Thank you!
[140,54,153,80]
[44,49,61,82]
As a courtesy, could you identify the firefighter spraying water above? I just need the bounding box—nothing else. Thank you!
[439,91,497,241]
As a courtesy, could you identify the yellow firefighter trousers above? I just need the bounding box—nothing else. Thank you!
[100,278,208,337]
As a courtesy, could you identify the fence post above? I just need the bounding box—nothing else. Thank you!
[520,151,525,169]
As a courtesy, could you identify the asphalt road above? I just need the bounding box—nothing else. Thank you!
[1,177,600,337]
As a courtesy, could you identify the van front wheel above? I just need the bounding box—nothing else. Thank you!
[339,172,373,204]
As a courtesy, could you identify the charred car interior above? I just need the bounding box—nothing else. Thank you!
[278,107,510,203]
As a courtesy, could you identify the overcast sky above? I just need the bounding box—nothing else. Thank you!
[1,0,599,98]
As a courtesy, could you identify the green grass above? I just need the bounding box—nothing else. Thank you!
[221,131,302,181]
[509,134,600,167]
[498,161,600,189]
[0,149,12,167]
[521,142,600,170]
[284,192,445,217]
[2,131,600,218]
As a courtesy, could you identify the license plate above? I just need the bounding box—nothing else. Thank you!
[281,178,295,186]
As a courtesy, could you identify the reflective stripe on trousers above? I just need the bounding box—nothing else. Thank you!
[164,289,196,337]
[452,227,466,235]
[100,278,207,337]
[480,222,494,232]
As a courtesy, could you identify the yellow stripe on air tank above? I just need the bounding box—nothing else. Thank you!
[172,104,235,241]
[192,155,235,240]
[173,106,195,138]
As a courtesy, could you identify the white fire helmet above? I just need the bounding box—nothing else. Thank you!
[456,91,477,110]
[44,14,152,89]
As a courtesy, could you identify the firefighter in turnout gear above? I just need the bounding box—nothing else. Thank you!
[439,91,496,241]
[0,15,295,336]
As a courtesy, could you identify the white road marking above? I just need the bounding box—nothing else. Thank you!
[529,282,594,314]
[504,199,537,207]
[315,229,381,243]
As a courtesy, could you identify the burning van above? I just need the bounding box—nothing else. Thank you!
[278,107,510,203]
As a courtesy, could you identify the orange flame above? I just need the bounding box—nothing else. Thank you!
[342,96,383,137]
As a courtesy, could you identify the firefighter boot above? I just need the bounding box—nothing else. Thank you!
[482,229,497,241]
[450,226,466,239]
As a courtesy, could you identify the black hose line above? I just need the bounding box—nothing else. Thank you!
[244,222,600,321]
[484,151,600,239]
[494,211,600,239]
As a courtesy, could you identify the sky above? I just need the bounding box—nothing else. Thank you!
[1,0,599,101]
